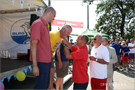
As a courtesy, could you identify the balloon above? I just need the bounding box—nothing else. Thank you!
[16,71,26,81]
[0,81,4,90]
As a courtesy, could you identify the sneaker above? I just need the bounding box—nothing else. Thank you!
[129,64,132,68]
[121,68,124,71]
[126,68,128,72]
[116,67,120,71]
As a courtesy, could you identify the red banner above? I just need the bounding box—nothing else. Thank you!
[52,19,83,28]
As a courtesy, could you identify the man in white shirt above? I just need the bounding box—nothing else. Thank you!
[89,34,110,90]
[128,38,135,68]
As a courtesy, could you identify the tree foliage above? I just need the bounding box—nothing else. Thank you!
[94,0,135,40]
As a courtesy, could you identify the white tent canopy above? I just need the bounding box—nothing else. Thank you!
[0,0,47,14]
[0,0,47,58]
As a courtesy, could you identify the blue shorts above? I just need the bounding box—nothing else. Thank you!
[34,62,51,89]
[129,53,135,58]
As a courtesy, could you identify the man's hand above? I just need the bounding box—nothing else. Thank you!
[58,61,63,69]
[89,56,109,65]
[89,56,96,61]
[62,39,66,45]
[33,65,39,76]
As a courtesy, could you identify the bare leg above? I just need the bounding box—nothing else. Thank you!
[117,61,119,68]
[59,78,63,90]
[126,61,128,68]
[122,61,125,68]
[133,58,135,65]
[48,68,55,90]
[56,78,63,90]
[56,78,60,90]
[129,58,132,64]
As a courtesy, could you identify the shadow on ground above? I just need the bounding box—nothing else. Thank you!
[115,67,135,78]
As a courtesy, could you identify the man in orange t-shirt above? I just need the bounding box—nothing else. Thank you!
[62,35,89,90]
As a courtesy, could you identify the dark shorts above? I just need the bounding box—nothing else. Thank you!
[55,61,69,78]
[121,56,129,61]
[73,82,88,90]
[117,55,121,62]
[129,53,135,58]
[34,62,51,89]
[51,58,55,68]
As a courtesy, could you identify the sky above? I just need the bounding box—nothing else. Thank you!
[43,0,100,41]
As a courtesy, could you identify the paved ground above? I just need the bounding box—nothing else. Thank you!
[63,66,135,90]
[3,66,135,90]
[113,67,135,90]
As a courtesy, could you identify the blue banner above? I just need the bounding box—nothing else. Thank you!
[7,75,12,83]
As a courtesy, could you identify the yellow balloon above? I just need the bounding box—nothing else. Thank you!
[16,71,26,81]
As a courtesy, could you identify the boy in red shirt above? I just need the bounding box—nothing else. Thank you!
[62,35,89,90]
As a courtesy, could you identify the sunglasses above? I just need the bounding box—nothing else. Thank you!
[93,38,96,40]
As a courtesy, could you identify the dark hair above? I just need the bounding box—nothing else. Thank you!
[80,35,89,44]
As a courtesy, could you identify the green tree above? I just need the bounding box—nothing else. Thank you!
[94,0,135,40]
[125,17,135,40]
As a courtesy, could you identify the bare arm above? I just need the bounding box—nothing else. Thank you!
[128,46,135,49]
[122,50,129,56]
[119,48,122,54]
[30,40,39,76]
[89,56,109,65]
[63,39,72,51]
[64,46,72,59]
[124,51,129,54]
[56,48,62,69]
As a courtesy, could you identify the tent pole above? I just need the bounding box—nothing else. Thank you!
[48,0,51,31]
[87,1,89,29]
[41,0,48,7]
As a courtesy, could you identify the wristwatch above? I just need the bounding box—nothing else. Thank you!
[96,58,98,62]
[63,44,67,47]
